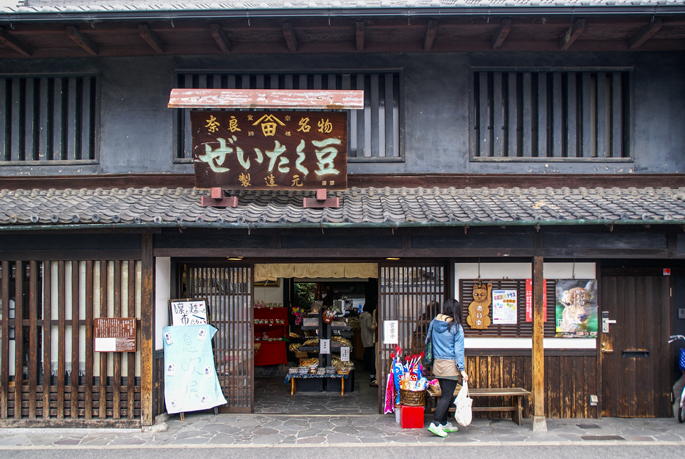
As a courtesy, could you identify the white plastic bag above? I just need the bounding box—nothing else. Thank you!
[454,381,473,427]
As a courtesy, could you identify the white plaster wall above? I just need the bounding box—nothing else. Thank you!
[254,279,284,304]
[155,257,170,351]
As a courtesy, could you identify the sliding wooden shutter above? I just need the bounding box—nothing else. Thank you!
[186,265,254,413]
[377,263,445,413]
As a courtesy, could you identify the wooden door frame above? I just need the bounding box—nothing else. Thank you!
[598,267,673,418]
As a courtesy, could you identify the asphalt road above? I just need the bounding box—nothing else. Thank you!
[1,445,683,459]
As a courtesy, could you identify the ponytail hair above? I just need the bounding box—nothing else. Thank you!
[442,298,462,331]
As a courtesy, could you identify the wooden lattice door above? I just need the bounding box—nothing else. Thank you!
[185,265,254,413]
[377,263,446,413]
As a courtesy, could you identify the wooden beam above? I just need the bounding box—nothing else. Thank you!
[209,23,230,54]
[168,88,364,110]
[140,234,154,426]
[0,27,31,57]
[424,20,438,51]
[356,21,364,52]
[282,22,298,52]
[66,26,98,56]
[629,18,662,49]
[559,19,586,50]
[531,255,547,431]
[491,19,512,50]
[138,24,165,54]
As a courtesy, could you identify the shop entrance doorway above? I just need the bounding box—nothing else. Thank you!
[600,274,671,417]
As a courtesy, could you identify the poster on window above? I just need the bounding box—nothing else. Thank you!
[492,289,518,324]
[555,279,598,338]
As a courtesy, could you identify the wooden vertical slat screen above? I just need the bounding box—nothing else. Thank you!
[1,262,9,419]
[473,70,629,159]
[378,264,444,413]
[0,75,97,163]
[0,259,142,426]
[14,262,23,420]
[175,71,401,160]
[185,264,253,413]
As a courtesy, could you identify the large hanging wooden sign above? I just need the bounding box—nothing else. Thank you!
[191,110,348,190]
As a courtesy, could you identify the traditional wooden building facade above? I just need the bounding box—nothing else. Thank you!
[0,0,684,428]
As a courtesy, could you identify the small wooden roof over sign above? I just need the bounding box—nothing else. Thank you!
[168,89,364,110]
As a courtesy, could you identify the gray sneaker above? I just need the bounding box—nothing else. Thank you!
[441,421,459,432]
[428,423,447,437]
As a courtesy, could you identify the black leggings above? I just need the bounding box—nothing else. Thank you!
[433,378,459,426]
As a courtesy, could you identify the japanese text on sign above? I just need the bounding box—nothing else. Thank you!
[191,111,348,190]
[94,318,137,352]
[169,299,208,326]
[383,320,399,345]
[525,279,548,322]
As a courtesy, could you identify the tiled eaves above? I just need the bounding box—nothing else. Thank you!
[3,0,685,15]
[0,185,685,229]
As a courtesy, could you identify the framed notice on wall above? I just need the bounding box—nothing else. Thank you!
[169,298,209,326]
[94,318,136,352]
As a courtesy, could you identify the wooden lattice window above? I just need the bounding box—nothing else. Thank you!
[174,71,402,162]
[471,70,631,160]
[0,75,98,163]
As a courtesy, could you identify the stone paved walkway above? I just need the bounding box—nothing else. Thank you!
[0,414,684,448]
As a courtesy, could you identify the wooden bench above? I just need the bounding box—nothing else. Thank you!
[427,387,531,426]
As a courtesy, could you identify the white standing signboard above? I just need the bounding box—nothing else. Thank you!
[340,347,350,362]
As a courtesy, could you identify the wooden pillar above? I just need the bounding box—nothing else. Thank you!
[532,256,547,431]
[140,234,154,426]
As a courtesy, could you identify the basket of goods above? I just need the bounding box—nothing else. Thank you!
[302,338,319,347]
[399,388,426,407]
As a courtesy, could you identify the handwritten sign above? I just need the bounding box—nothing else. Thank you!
[383,320,399,345]
[169,298,208,326]
[94,318,136,352]
[191,111,348,190]
[340,346,350,362]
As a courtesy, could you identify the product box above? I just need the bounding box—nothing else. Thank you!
[400,405,425,429]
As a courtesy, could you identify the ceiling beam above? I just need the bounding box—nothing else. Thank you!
[356,21,364,51]
[559,19,586,50]
[0,27,32,57]
[629,18,662,49]
[282,22,298,52]
[66,26,98,56]
[138,24,165,54]
[210,23,230,53]
[491,19,512,50]
[424,20,438,51]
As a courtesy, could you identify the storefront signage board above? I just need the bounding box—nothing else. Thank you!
[190,111,348,190]
[94,318,136,352]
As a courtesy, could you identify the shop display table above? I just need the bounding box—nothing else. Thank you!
[284,373,350,396]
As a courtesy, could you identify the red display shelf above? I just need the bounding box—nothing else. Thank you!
[253,307,288,366]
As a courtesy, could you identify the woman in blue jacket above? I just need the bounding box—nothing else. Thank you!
[425,298,469,437]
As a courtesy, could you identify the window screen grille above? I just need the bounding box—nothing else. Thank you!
[472,70,630,159]
[174,71,401,161]
[0,75,98,163]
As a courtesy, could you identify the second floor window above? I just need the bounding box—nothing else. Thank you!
[0,75,98,163]
[471,69,631,160]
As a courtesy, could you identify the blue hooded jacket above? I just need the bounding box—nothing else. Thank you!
[425,314,465,371]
